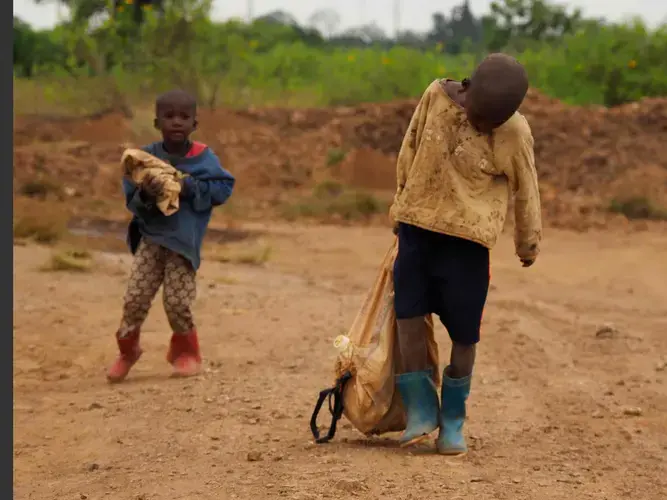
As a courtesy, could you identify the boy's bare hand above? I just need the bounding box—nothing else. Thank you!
[141,175,162,197]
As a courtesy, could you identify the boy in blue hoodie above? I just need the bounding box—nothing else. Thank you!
[107,89,235,383]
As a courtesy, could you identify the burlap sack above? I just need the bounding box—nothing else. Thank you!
[334,238,439,436]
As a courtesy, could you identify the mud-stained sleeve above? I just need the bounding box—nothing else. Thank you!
[504,119,542,260]
[393,87,432,205]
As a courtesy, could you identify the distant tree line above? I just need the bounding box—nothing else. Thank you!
[14,0,593,78]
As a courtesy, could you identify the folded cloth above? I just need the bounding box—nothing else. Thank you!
[120,148,186,216]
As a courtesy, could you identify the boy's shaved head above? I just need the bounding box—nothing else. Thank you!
[465,53,529,130]
[154,89,198,147]
[155,89,197,114]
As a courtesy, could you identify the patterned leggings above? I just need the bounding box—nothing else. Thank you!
[118,239,197,337]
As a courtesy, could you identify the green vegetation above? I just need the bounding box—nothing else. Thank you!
[209,241,273,266]
[283,181,390,221]
[609,197,667,221]
[13,211,68,244]
[41,249,94,273]
[12,0,667,115]
[326,148,347,167]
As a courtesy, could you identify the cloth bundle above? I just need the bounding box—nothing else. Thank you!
[121,148,186,216]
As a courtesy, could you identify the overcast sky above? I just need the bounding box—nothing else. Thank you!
[13,0,667,33]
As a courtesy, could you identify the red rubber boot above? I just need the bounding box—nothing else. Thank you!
[166,329,202,377]
[107,329,143,383]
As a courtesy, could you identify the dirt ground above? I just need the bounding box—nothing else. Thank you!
[13,223,667,500]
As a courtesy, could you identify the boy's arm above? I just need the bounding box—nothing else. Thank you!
[180,153,235,213]
[504,120,542,264]
[394,89,431,205]
[391,86,433,231]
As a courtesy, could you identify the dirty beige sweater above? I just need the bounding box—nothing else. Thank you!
[389,80,542,260]
[121,148,186,216]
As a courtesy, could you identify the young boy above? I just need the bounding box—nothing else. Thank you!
[390,53,542,455]
[107,89,235,383]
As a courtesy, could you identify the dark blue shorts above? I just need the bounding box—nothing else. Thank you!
[393,223,490,345]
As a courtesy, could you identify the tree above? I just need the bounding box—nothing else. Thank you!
[308,8,341,38]
[13,16,69,77]
[426,1,483,54]
[252,9,324,45]
[484,0,582,50]
[396,30,425,48]
[448,0,482,47]
[255,10,299,26]
[339,22,388,44]
[33,0,164,26]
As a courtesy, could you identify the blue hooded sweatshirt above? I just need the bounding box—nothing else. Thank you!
[123,141,235,271]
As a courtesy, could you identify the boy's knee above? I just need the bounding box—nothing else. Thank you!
[123,293,150,315]
[396,317,428,337]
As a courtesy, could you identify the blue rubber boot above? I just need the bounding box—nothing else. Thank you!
[395,370,440,447]
[436,368,471,455]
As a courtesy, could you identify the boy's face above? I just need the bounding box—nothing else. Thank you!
[154,101,197,144]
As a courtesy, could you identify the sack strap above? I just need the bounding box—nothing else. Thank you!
[309,371,352,444]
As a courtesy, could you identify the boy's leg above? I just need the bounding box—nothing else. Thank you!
[392,223,440,446]
[449,343,476,378]
[396,318,429,373]
[107,240,166,382]
[162,249,200,377]
[393,223,431,372]
[433,238,490,455]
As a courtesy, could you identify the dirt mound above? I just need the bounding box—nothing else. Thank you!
[332,147,397,191]
[13,141,124,200]
[12,89,667,230]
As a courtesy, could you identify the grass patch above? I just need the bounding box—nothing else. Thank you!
[283,182,389,222]
[64,233,129,254]
[13,211,68,244]
[209,242,273,266]
[326,148,347,166]
[609,197,667,220]
[19,179,64,200]
[41,248,94,273]
[313,180,345,197]
[214,275,241,285]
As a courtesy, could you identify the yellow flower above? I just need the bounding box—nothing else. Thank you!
[381,56,390,65]
[117,5,124,12]
[249,40,259,49]
[143,4,152,10]
[628,60,637,69]
[126,0,133,4]
[347,54,355,62]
